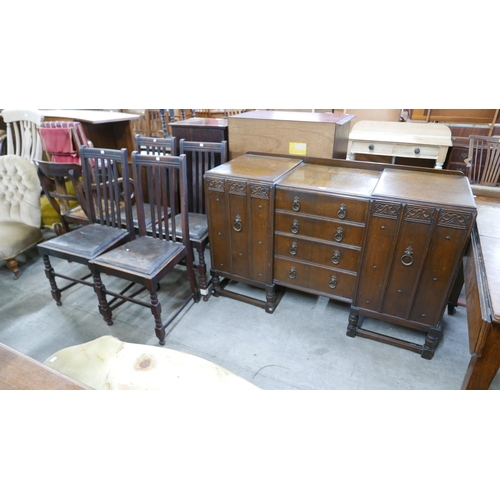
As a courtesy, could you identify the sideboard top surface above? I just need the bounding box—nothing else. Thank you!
[206,154,302,182]
[372,169,477,208]
[277,163,382,197]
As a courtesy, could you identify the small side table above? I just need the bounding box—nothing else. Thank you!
[347,120,452,169]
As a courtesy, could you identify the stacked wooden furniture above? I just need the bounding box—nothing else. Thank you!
[206,153,477,359]
[227,110,355,160]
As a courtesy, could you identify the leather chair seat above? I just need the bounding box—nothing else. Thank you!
[38,224,128,259]
[169,213,208,240]
[90,236,185,276]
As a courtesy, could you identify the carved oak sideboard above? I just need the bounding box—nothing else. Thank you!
[205,153,477,358]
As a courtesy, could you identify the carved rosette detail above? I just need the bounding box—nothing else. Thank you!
[373,202,401,219]
[250,184,270,199]
[206,178,224,192]
[228,181,246,195]
[404,205,435,224]
[438,210,471,229]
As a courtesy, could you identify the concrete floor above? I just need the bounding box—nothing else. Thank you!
[2,228,499,390]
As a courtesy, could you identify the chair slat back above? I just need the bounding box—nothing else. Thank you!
[467,135,500,186]
[179,139,227,214]
[134,134,177,156]
[131,152,189,247]
[1,109,44,163]
[79,147,134,233]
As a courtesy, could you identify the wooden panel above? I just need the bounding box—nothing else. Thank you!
[227,185,249,278]
[205,180,230,271]
[249,185,273,283]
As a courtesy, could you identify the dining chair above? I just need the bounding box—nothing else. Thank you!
[1,109,44,163]
[134,134,177,156]
[87,152,200,345]
[466,135,500,186]
[37,148,134,306]
[178,139,228,298]
[34,160,89,235]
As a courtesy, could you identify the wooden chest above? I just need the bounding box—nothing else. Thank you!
[273,163,381,303]
[205,154,302,312]
[228,110,354,160]
[347,169,477,358]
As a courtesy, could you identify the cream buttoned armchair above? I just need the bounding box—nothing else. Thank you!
[0,155,43,278]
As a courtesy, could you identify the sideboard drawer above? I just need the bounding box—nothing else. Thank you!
[274,234,361,272]
[275,212,365,247]
[276,189,369,223]
[274,257,356,301]
[350,140,394,155]
[392,143,440,159]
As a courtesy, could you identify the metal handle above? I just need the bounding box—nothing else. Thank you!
[233,215,243,232]
[329,276,337,289]
[337,203,346,219]
[401,246,414,266]
[290,241,298,256]
[289,266,296,279]
[291,220,299,234]
[334,227,343,242]
[332,250,341,265]
[414,148,420,154]
[292,196,300,212]
[369,144,375,151]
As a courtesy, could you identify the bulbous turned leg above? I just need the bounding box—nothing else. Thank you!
[6,258,19,279]
[196,246,209,297]
[210,269,221,297]
[42,255,62,305]
[90,267,113,325]
[150,290,166,345]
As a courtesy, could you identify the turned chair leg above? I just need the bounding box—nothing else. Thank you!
[42,255,62,305]
[90,267,113,325]
[149,289,166,345]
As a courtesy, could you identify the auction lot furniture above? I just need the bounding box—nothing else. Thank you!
[228,110,355,160]
[461,189,500,389]
[206,153,476,359]
[169,117,228,145]
[41,109,139,157]
[347,120,452,168]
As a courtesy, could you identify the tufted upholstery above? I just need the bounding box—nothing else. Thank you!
[0,155,43,277]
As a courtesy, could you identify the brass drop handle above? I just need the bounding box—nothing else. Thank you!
[233,215,243,232]
[289,266,296,279]
[401,246,414,266]
[290,241,298,256]
[332,250,341,265]
[337,203,346,219]
[329,276,337,289]
[292,196,300,212]
[334,227,343,242]
[291,219,299,234]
